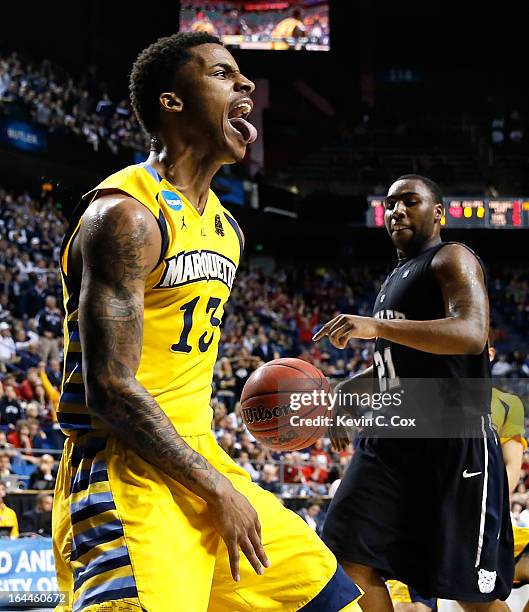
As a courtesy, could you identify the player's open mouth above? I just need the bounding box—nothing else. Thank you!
[227,98,258,144]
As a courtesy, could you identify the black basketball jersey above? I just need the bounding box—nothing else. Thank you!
[372,241,491,424]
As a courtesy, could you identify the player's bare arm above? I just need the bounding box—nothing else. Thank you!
[77,193,269,580]
[502,439,524,495]
[314,244,488,355]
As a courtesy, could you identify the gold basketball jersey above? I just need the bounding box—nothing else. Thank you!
[58,163,244,437]
[491,386,527,448]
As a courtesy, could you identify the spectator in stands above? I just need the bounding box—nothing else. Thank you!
[0,431,15,455]
[252,331,275,362]
[33,382,53,419]
[37,361,60,419]
[46,358,62,389]
[17,341,41,371]
[0,481,18,537]
[492,353,513,377]
[233,355,251,396]
[7,420,31,448]
[281,452,305,484]
[310,439,332,464]
[512,482,528,508]
[512,502,523,526]
[259,463,282,494]
[0,384,24,428]
[296,305,319,347]
[0,321,21,373]
[237,451,260,481]
[218,432,237,458]
[35,295,62,364]
[297,503,324,535]
[29,454,56,490]
[215,357,236,413]
[26,276,47,318]
[0,453,13,479]
[20,492,53,535]
[302,455,329,494]
[239,432,257,458]
[18,367,39,401]
[519,498,529,528]
[28,419,53,451]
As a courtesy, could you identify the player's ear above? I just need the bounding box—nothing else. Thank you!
[159,92,184,113]
[434,203,444,222]
[488,346,496,363]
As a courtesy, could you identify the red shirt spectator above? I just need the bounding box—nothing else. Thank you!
[7,422,32,452]
[19,368,40,401]
[281,453,305,483]
[296,306,319,345]
[302,456,329,484]
[310,439,331,465]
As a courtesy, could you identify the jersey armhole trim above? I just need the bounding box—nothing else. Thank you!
[155,209,170,269]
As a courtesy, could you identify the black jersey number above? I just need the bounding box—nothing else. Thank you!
[373,347,400,392]
[171,296,222,354]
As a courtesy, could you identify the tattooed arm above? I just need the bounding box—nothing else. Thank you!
[76,193,269,580]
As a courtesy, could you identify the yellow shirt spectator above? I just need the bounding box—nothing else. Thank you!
[0,483,19,538]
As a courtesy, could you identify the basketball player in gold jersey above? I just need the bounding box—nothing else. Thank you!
[52,32,362,612]
[271,8,305,49]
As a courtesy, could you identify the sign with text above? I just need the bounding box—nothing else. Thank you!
[0,121,48,153]
[0,538,57,593]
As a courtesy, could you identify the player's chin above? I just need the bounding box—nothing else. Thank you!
[222,139,246,163]
[391,230,413,249]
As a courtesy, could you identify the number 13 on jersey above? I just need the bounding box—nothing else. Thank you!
[171,296,222,354]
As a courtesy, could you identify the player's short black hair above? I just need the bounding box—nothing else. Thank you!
[129,32,222,135]
[395,174,443,205]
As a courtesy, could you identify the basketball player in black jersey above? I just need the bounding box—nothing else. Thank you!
[313,175,514,611]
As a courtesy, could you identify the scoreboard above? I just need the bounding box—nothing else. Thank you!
[367,197,529,229]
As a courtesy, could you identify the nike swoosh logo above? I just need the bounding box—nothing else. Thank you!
[463,470,482,479]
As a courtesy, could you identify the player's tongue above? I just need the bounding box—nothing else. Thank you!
[228,117,258,144]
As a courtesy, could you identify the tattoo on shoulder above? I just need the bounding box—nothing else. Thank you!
[89,212,152,283]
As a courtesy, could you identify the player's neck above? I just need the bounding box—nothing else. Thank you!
[145,145,221,214]
[397,235,442,260]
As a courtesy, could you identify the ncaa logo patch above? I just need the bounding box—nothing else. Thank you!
[161,189,183,211]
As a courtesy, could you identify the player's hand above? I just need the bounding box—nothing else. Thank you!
[327,385,354,452]
[312,314,379,348]
[208,476,270,582]
[328,408,352,452]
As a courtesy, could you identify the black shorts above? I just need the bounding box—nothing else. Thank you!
[322,416,514,602]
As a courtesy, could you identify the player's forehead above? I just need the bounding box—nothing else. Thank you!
[386,179,431,200]
[190,43,240,73]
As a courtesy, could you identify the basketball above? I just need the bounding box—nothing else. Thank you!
[240,358,331,451]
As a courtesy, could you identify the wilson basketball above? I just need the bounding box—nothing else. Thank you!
[240,358,331,451]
